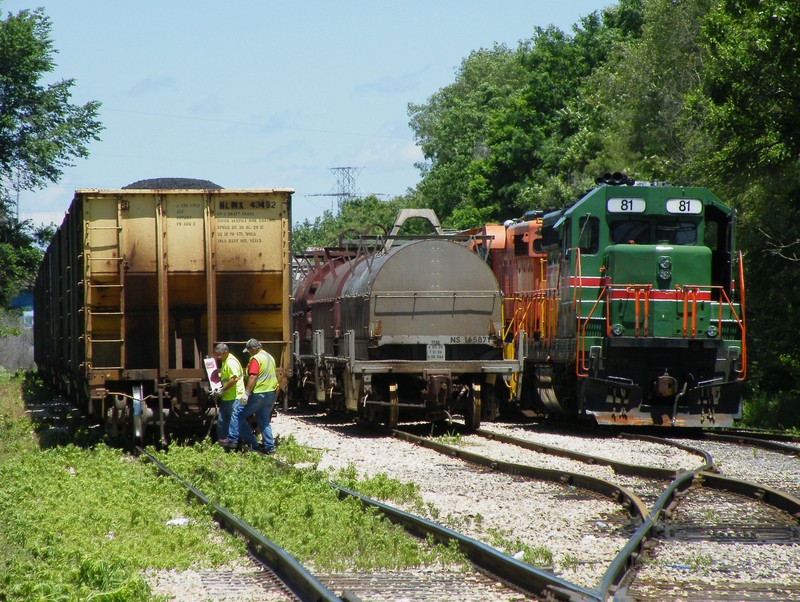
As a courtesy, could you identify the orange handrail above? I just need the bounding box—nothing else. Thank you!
[576,286,608,376]
[572,280,746,380]
[736,250,747,380]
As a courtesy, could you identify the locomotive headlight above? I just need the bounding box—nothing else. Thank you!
[611,323,625,336]
[706,325,719,337]
[657,257,672,281]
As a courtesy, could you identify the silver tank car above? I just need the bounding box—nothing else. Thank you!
[292,210,520,429]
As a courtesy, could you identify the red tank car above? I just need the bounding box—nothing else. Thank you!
[291,210,520,429]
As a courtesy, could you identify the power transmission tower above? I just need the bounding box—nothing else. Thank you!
[310,166,363,213]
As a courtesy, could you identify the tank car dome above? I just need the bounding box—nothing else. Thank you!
[343,238,499,298]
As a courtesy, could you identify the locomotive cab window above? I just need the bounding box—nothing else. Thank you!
[513,234,528,256]
[704,204,735,294]
[610,220,650,244]
[541,221,560,251]
[577,216,599,254]
[704,221,719,250]
[655,221,697,245]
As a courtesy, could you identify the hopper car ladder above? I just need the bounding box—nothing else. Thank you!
[84,204,125,372]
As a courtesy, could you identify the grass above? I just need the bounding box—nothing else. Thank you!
[0,370,39,458]
[0,370,468,600]
[151,442,466,572]
[486,527,554,569]
[0,370,246,600]
[0,444,243,601]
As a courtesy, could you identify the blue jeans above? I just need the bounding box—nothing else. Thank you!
[228,390,276,451]
[216,400,234,441]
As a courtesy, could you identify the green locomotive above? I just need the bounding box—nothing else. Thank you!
[499,177,746,426]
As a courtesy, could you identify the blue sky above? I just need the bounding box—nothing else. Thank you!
[4,0,608,228]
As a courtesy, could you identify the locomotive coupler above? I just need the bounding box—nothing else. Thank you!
[425,375,450,405]
[655,372,678,397]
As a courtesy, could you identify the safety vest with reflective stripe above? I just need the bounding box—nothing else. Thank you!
[252,349,279,393]
[220,353,245,402]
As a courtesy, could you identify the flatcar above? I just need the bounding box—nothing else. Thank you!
[290,209,520,429]
[33,181,293,442]
[481,177,746,426]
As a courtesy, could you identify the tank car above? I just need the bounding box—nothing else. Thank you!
[34,183,293,442]
[291,209,520,429]
[484,178,746,426]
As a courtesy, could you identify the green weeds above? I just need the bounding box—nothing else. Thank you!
[486,527,554,568]
[560,553,580,570]
[0,371,39,457]
[433,430,465,446]
[0,443,243,601]
[153,443,466,572]
[272,433,323,466]
[334,463,421,504]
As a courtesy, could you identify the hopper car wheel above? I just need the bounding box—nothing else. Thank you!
[132,384,146,444]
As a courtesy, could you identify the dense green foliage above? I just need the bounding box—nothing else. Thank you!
[0,5,102,202]
[0,217,53,309]
[293,195,423,253]
[0,5,100,318]
[0,443,244,600]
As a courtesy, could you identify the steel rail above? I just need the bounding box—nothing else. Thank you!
[393,428,648,522]
[618,432,714,467]
[694,470,800,518]
[599,469,800,600]
[137,447,345,602]
[704,431,800,456]
[598,470,698,600]
[330,483,598,602]
[474,428,688,480]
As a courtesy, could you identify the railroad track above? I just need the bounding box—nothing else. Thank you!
[27,391,800,601]
[138,447,345,602]
[283,411,655,592]
[28,394,557,601]
[378,420,800,600]
[467,422,800,599]
[140,443,586,601]
[613,471,800,601]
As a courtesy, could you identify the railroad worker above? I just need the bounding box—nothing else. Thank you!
[212,343,246,445]
[221,338,278,454]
